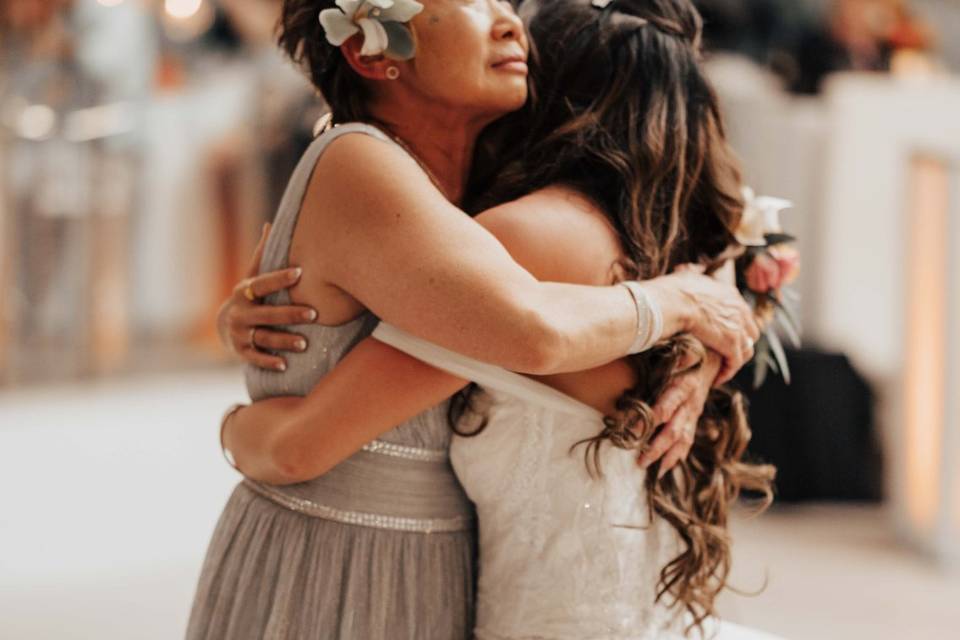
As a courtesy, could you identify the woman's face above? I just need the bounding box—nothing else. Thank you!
[405,0,529,118]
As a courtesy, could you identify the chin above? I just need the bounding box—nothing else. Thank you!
[497,85,529,112]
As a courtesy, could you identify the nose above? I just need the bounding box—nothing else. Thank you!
[491,0,524,42]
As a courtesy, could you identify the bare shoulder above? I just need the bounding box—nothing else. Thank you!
[290,131,456,267]
[475,185,624,286]
[305,132,444,218]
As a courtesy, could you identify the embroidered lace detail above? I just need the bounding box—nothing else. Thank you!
[503,405,552,552]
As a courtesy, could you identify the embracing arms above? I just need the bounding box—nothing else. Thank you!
[271,134,757,379]
[223,191,730,484]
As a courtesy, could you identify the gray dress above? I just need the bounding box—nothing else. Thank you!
[187,124,476,640]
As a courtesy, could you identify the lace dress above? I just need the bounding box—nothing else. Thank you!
[373,323,784,640]
[186,124,476,640]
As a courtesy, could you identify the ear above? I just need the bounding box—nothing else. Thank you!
[340,36,398,81]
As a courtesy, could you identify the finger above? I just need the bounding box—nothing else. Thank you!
[650,385,687,426]
[245,223,272,278]
[716,359,738,385]
[637,421,684,468]
[253,328,308,353]
[241,346,288,372]
[245,267,304,300]
[246,305,319,327]
[657,439,692,480]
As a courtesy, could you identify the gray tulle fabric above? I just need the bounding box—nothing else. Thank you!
[186,124,476,640]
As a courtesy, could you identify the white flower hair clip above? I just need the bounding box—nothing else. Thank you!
[320,0,424,60]
[735,186,793,247]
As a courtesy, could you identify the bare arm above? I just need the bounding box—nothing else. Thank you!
[225,339,465,484]
[291,134,755,377]
[227,193,618,484]
[226,193,743,483]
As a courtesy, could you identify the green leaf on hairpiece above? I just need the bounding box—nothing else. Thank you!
[753,335,770,389]
[382,21,416,60]
[766,329,791,385]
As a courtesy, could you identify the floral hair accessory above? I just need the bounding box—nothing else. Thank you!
[320,0,424,60]
[735,186,793,247]
[734,185,800,388]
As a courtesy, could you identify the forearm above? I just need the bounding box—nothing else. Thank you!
[224,397,303,485]
[225,338,468,485]
[514,279,690,375]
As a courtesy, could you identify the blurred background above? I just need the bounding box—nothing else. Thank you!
[1,0,958,638]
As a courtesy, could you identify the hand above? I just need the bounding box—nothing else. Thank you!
[646,265,760,384]
[217,223,319,371]
[637,348,723,476]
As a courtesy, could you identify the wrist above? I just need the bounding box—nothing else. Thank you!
[620,281,664,354]
[643,276,691,337]
[221,403,246,470]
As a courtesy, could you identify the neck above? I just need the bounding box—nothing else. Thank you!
[367,99,492,206]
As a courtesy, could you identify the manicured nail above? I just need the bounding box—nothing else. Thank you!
[290,267,303,280]
[303,309,317,322]
[295,339,307,351]
[276,362,286,372]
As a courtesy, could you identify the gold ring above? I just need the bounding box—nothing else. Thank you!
[243,284,257,302]
[248,327,257,350]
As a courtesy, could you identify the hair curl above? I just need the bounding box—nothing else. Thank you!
[459,0,776,633]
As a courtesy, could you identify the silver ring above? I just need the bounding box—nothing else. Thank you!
[248,327,257,350]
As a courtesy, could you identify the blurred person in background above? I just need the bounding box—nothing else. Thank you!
[790,0,935,93]
[198,0,769,638]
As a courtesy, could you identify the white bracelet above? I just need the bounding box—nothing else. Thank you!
[619,281,664,354]
[220,403,246,471]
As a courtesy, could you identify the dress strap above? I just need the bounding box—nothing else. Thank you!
[371,323,603,420]
[258,122,400,276]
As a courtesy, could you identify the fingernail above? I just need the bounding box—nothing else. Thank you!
[303,309,317,322]
[276,362,286,372]
[290,267,303,280]
[295,339,307,351]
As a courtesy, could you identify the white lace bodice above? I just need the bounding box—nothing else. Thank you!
[372,324,686,639]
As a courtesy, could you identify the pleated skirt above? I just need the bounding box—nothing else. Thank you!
[186,484,477,640]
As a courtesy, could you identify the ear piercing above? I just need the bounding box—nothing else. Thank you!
[386,66,400,80]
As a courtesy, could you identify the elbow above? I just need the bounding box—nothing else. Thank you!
[266,428,334,486]
[510,304,566,375]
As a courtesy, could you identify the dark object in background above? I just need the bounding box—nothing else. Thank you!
[789,25,893,95]
[733,348,883,502]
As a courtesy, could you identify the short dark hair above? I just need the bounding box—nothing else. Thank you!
[279,0,371,122]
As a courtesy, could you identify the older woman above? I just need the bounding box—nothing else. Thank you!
[187,0,758,638]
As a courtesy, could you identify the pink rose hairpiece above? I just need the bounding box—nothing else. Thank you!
[320,0,424,60]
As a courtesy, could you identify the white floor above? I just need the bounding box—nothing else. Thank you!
[1,369,958,639]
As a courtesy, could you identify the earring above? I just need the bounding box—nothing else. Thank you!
[386,66,400,80]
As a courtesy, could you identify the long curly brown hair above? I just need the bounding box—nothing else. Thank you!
[460,0,776,633]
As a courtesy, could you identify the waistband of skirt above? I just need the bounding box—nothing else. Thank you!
[240,438,473,534]
[242,480,473,533]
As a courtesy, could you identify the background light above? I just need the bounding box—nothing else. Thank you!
[164,0,203,20]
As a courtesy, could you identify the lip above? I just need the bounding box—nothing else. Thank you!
[491,55,528,74]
